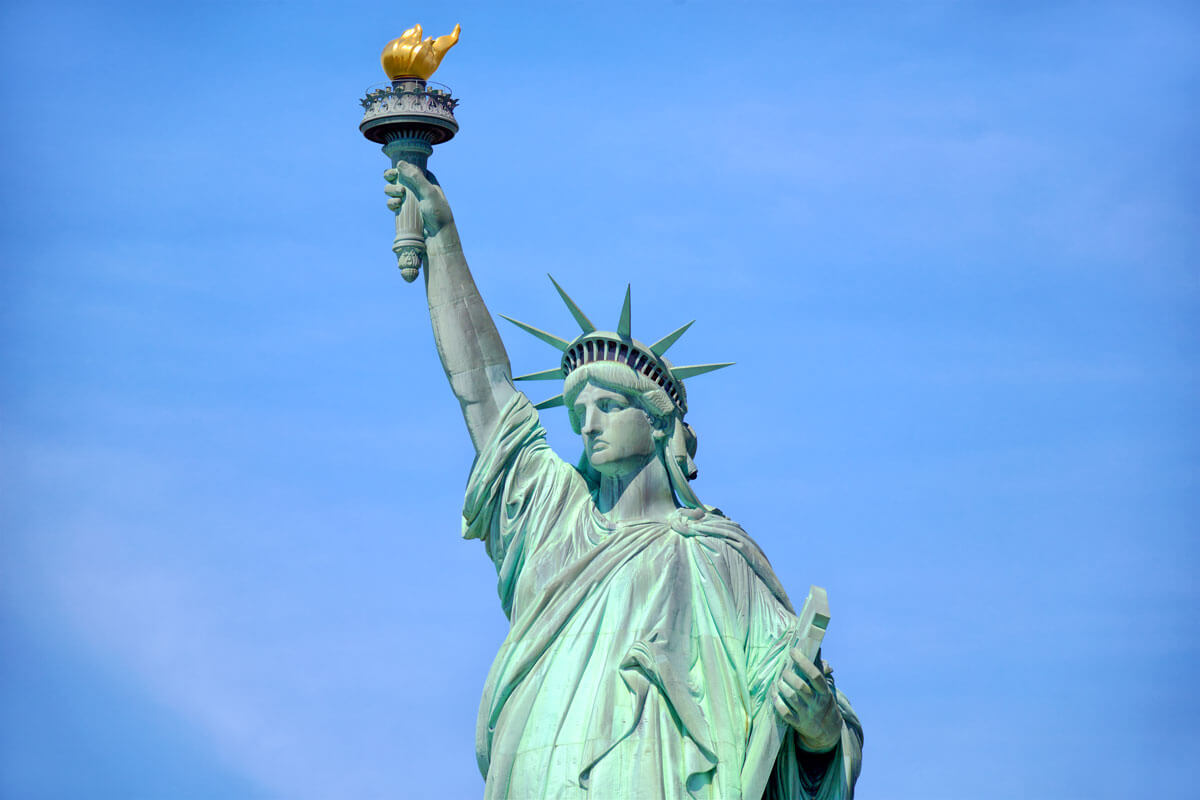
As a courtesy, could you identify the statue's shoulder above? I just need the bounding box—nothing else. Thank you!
[670,507,794,612]
[668,506,751,540]
[669,507,764,561]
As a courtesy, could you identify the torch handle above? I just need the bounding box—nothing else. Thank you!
[383,166,425,282]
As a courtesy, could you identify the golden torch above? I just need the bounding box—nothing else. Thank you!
[359,24,461,282]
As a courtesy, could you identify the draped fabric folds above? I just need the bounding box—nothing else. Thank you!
[463,392,862,799]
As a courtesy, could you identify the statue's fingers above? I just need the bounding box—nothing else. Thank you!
[789,646,816,669]
[780,668,814,701]
[788,649,821,689]
[776,681,801,713]
[393,161,435,199]
[793,653,831,696]
[772,691,799,725]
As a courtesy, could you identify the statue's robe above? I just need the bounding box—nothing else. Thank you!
[464,393,863,799]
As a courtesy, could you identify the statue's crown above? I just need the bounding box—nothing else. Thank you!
[502,277,733,414]
[381,23,461,81]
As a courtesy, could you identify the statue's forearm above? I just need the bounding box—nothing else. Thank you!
[424,224,515,450]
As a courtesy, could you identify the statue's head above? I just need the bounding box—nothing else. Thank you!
[502,278,729,507]
[564,361,675,478]
[563,360,675,436]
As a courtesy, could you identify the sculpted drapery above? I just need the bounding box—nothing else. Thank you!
[463,392,863,799]
[375,156,864,798]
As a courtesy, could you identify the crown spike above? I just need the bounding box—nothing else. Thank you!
[533,393,565,410]
[514,367,566,382]
[649,320,695,357]
[672,362,735,381]
[499,315,570,352]
[548,275,595,334]
[617,285,632,340]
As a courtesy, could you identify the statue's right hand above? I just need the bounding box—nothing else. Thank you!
[388,161,455,238]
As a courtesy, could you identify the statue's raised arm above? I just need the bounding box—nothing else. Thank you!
[392,162,515,451]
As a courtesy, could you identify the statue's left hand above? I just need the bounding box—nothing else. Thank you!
[772,649,843,752]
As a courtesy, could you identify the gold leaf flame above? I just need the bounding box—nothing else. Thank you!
[381,23,461,81]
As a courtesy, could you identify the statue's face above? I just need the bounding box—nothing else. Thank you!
[573,383,657,478]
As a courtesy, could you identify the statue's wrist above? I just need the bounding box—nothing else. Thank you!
[798,729,840,753]
[796,713,842,753]
[426,224,462,257]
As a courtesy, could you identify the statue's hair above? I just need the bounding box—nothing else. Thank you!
[562,361,677,434]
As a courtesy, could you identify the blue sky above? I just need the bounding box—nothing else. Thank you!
[2,1,1197,797]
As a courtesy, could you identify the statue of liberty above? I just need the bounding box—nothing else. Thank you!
[392,162,863,799]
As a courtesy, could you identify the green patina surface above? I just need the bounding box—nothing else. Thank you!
[464,392,862,799]
[373,155,863,798]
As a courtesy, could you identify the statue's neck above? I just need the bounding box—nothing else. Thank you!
[595,455,677,524]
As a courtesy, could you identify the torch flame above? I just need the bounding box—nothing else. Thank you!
[381,23,461,81]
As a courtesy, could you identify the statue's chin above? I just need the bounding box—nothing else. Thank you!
[587,450,655,480]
